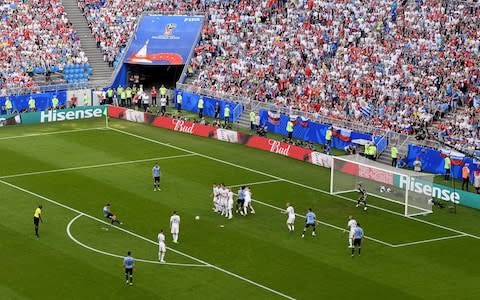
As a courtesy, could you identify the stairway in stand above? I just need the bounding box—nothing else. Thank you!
[63,0,113,85]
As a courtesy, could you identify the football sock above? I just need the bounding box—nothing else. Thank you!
[358,248,361,255]
[352,248,355,255]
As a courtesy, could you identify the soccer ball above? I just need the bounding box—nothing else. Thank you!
[195,216,200,220]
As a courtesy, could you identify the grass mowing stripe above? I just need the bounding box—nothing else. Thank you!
[110,126,480,241]
[66,214,208,267]
[391,234,467,248]
[0,154,197,179]
[0,127,106,140]
[0,179,297,300]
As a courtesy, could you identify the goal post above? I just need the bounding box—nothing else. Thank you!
[330,155,434,217]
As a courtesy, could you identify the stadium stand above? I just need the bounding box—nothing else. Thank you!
[0,0,88,95]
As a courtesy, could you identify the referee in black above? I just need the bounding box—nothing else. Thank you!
[33,205,43,238]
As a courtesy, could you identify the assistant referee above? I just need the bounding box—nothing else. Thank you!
[33,205,43,238]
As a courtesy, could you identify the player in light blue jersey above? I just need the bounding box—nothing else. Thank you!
[302,208,316,238]
[123,251,135,285]
[352,224,364,257]
[103,204,122,225]
[152,163,161,191]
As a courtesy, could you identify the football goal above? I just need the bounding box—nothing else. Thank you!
[330,155,434,217]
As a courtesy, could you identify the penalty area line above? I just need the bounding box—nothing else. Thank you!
[66,214,208,267]
[0,179,296,300]
[391,234,468,248]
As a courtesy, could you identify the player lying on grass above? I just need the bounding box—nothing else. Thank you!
[355,183,368,211]
[103,204,122,225]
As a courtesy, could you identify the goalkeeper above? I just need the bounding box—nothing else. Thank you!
[356,183,368,211]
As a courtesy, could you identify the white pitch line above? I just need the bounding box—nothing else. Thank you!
[66,214,208,267]
[0,179,296,300]
[0,154,196,179]
[109,127,480,241]
[0,127,105,140]
[238,193,394,248]
[392,234,467,248]
[227,179,282,189]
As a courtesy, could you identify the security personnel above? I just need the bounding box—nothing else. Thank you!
[286,119,294,140]
[160,84,167,105]
[51,95,59,109]
[5,97,12,114]
[364,143,371,159]
[84,93,91,106]
[249,111,255,130]
[197,97,204,118]
[326,127,332,145]
[176,91,182,112]
[120,89,128,106]
[224,105,230,125]
[371,143,377,160]
[107,88,114,104]
[444,156,451,181]
[28,96,36,112]
[116,86,123,104]
[126,87,132,107]
[391,146,398,167]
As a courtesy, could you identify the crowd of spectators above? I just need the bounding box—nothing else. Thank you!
[3,0,479,153]
[188,0,480,152]
[0,0,86,96]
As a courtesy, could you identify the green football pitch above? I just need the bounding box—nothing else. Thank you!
[1,118,479,300]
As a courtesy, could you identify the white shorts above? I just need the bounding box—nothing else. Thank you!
[287,216,295,224]
[244,201,251,208]
[159,242,166,252]
[349,230,355,239]
[171,225,179,234]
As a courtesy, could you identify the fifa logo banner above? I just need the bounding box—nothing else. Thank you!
[126,16,204,65]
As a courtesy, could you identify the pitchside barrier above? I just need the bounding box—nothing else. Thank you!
[107,106,480,209]
[0,105,106,126]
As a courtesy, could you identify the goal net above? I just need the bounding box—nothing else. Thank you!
[330,155,434,217]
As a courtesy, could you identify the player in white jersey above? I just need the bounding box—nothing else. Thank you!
[226,188,234,219]
[212,183,220,213]
[158,229,166,262]
[282,202,295,232]
[220,184,228,216]
[170,211,181,243]
[345,215,358,248]
[243,187,255,215]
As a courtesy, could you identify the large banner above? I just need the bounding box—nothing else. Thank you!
[0,91,67,113]
[126,15,204,65]
[1,106,105,125]
[108,106,332,168]
[259,110,372,150]
[173,90,243,122]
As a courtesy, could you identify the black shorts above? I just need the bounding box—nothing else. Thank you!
[237,199,244,206]
[105,212,113,219]
[305,223,316,228]
[154,177,160,183]
[125,268,133,275]
[353,239,362,247]
[34,217,40,226]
